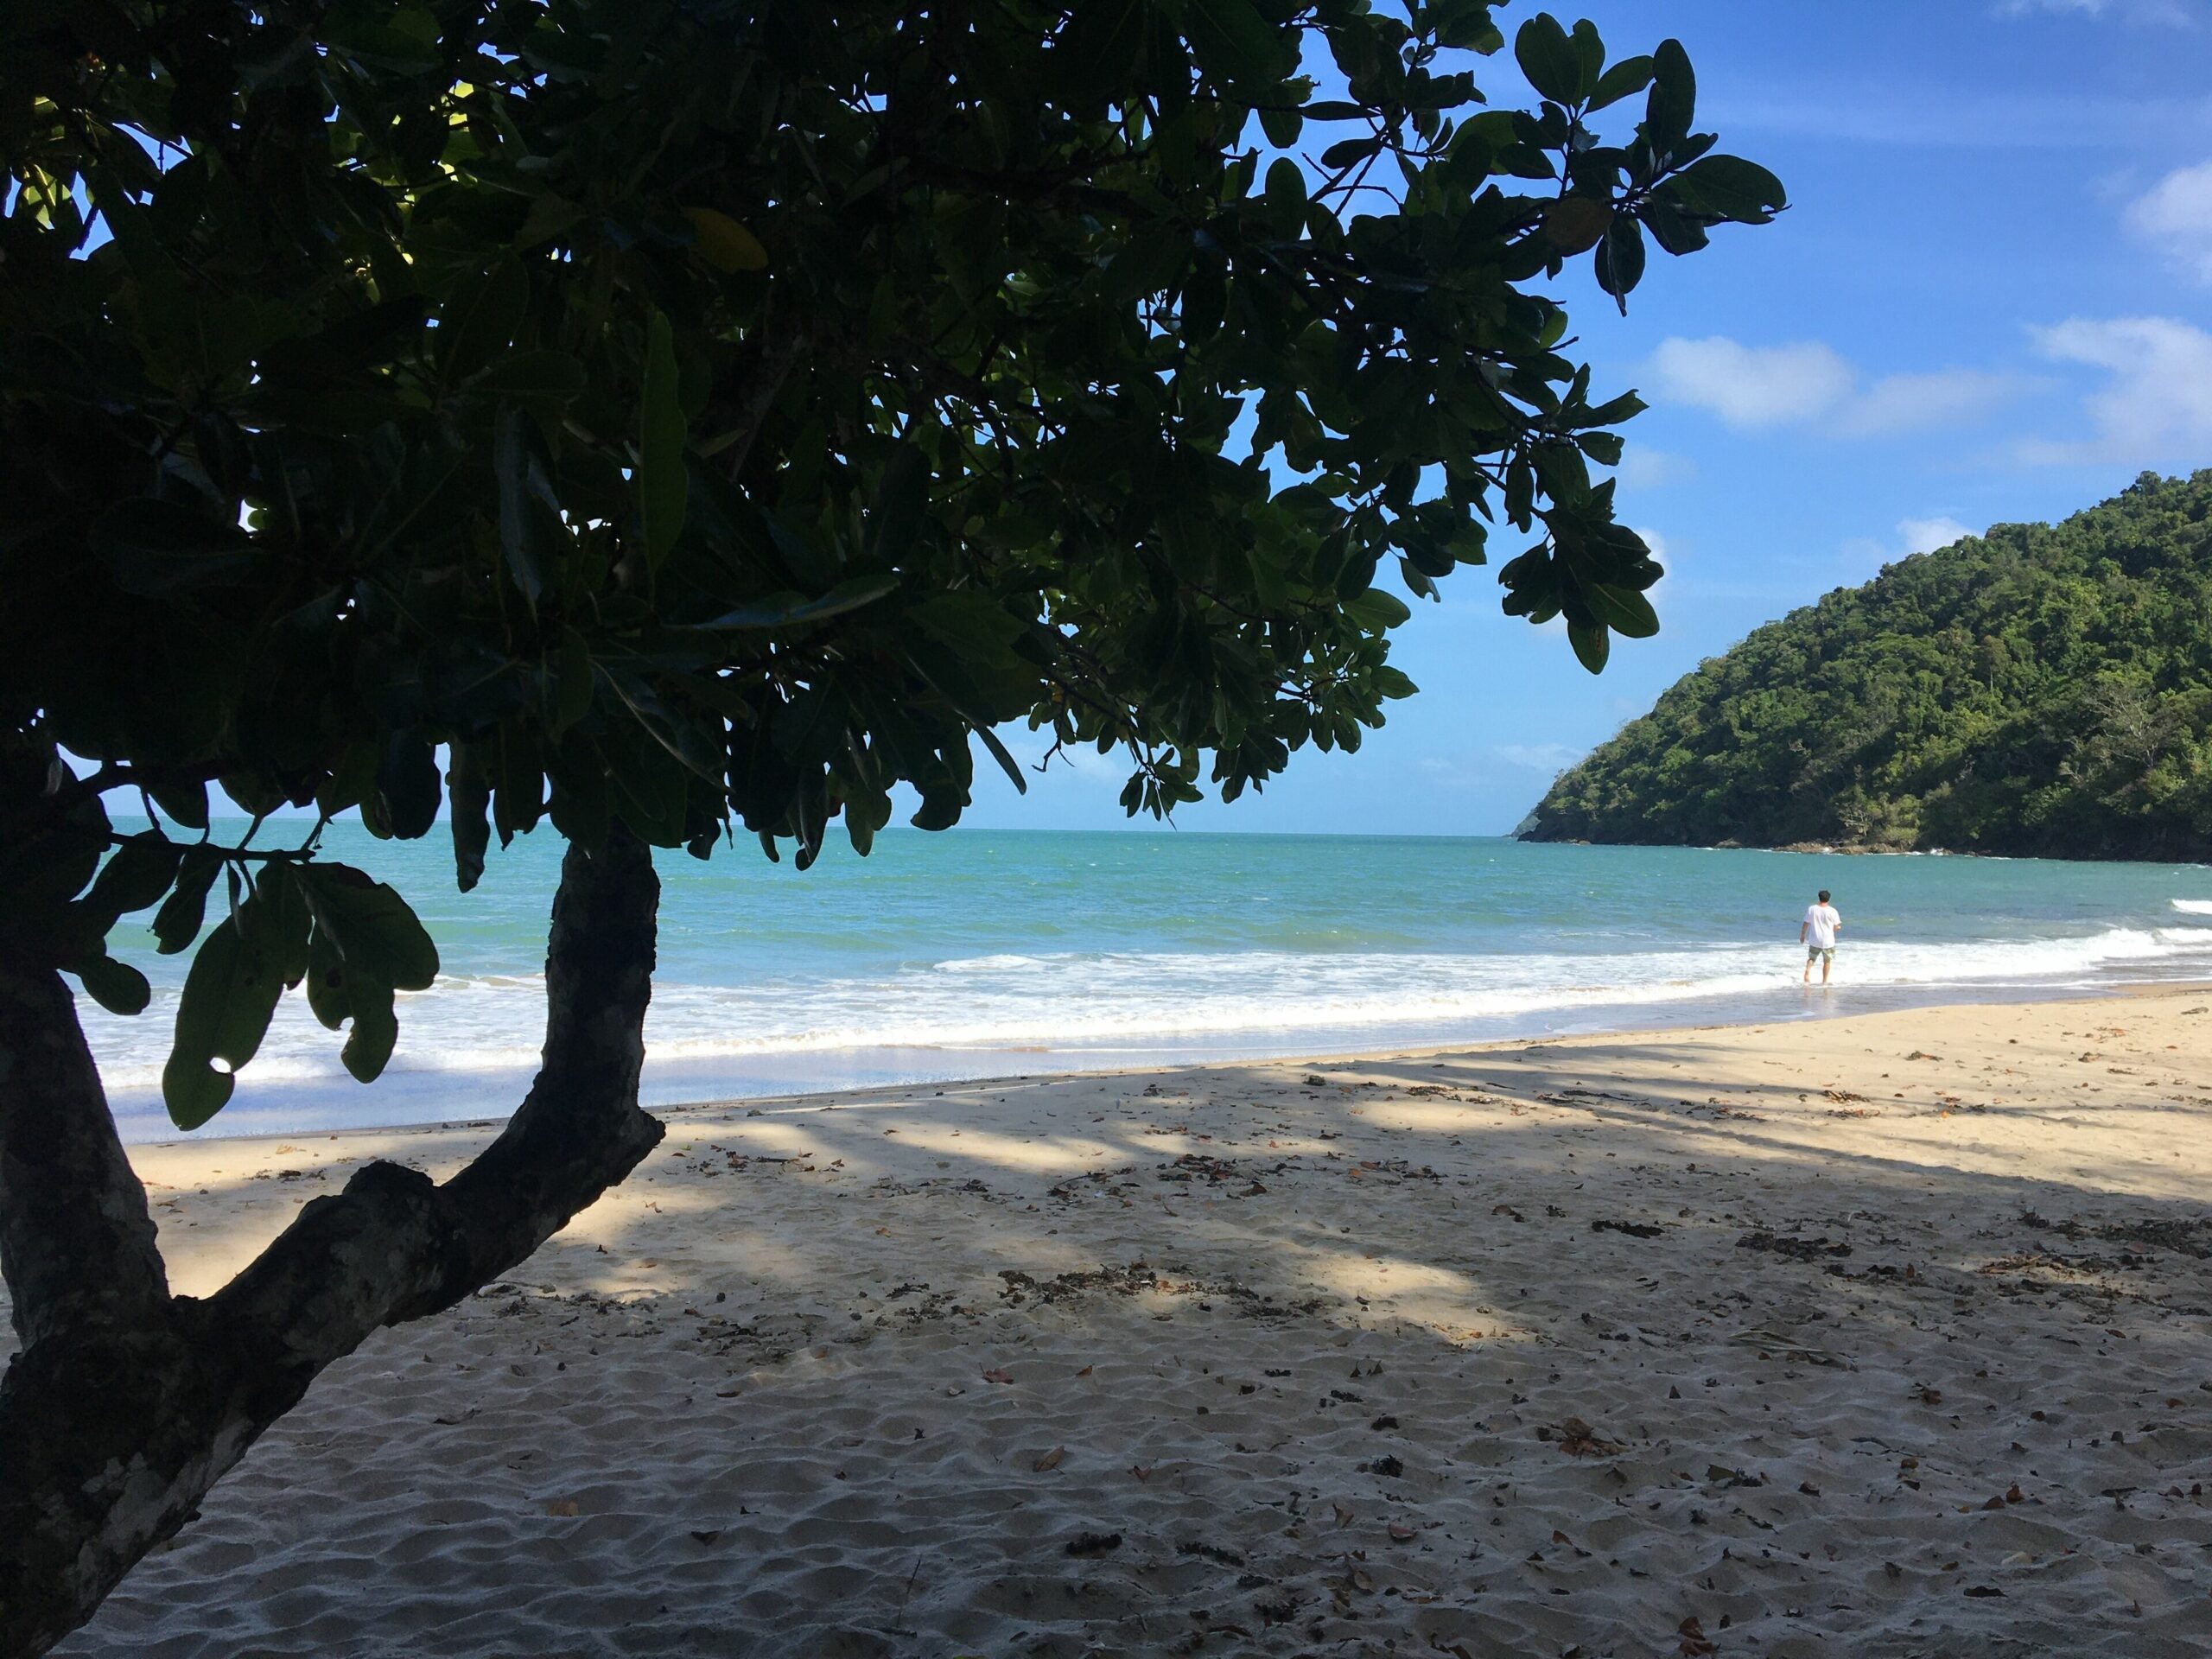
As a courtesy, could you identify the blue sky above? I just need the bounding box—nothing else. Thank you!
[970,0,2212,836]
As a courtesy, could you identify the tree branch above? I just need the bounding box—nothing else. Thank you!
[0,832,665,1657]
[716,319,810,483]
[214,830,664,1339]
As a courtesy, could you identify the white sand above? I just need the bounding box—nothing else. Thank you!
[32,989,2212,1657]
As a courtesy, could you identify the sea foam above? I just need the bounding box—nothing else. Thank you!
[85,924,2212,1096]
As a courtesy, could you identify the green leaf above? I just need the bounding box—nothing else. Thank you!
[471,350,587,418]
[376,734,441,840]
[1319,135,1383,170]
[1586,582,1660,639]
[1639,190,1711,256]
[298,863,441,991]
[85,833,184,921]
[1344,588,1414,630]
[1587,54,1653,111]
[146,780,209,832]
[235,384,417,437]
[514,190,586,251]
[1567,617,1611,674]
[689,575,899,632]
[1569,20,1606,98]
[1577,430,1625,467]
[491,725,547,842]
[337,961,399,1083]
[162,892,304,1129]
[640,308,689,570]
[1258,106,1302,148]
[75,955,151,1017]
[911,786,963,832]
[550,628,595,734]
[494,403,561,606]
[318,741,379,819]
[973,723,1029,796]
[304,921,350,1031]
[603,668,726,784]
[1434,2,1503,51]
[1593,217,1646,313]
[1179,256,1226,343]
[261,864,315,988]
[1372,664,1418,700]
[602,715,693,841]
[1645,38,1695,148]
[909,592,1027,658]
[1581,388,1648,427]
[321,1,441,71]
[162,1046,233,1130]
[1669,154,1788,222]
[436,258,529,385]
[869,443,930,563]
[1513,14,1582,105]
[448,743,491,892]
[1058,0,1147,100]
[152,847,221,955]
[302,913,403,1083]
[1185,0,1293,96]
[92,499,259,595]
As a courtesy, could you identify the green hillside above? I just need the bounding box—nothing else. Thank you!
[1522,470,2212,861]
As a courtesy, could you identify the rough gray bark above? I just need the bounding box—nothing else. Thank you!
[0,964,168,1353]
[0,832,664,1658]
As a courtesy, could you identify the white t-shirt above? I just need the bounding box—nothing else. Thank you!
[1803,904,1840,948]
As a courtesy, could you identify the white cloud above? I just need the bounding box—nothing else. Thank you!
[1834,370,2025,436]
[1843,515,1980,567]
[1613,445,1698,489]
[1995,0,2197,18]
[2021,315,2212,462]
[1649,337,1853,430]
[1898,516,1974,555]
[1416,755,1474,786]
[1491,743,1582,773]
[1633,525,1675,619]
[2125,159,2212,281]
[1649,338,2023,435]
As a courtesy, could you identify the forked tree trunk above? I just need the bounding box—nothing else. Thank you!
[0,833,665,1657]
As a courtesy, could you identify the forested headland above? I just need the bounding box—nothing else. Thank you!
[1522,470,2212,861]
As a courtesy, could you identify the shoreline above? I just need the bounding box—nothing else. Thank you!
[123,975,2212,1155]
[86,827,2212,1148]
[1516,834,2212,865]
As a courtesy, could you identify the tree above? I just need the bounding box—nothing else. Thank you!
[0,3,1781,1648]
[1522,471,2212,860]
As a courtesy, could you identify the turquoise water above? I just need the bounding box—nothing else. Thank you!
[81,825,2212,1141]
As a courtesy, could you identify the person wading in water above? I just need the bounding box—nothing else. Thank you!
[1801,888,1842,985]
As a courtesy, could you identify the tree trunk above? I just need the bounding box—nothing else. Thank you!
[0,832,664,1657]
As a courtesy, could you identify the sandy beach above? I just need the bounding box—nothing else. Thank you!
[35,988,2212,1658]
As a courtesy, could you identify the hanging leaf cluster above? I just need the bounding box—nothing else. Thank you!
[0,0,1780,1125]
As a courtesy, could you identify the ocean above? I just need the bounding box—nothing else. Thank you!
[79,825,2212,1142]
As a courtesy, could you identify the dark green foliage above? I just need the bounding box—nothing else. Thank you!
[1525,472,2212,861]
[0,1,1776,1126]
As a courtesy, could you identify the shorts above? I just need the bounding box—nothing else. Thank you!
[1806,945,1834,963]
